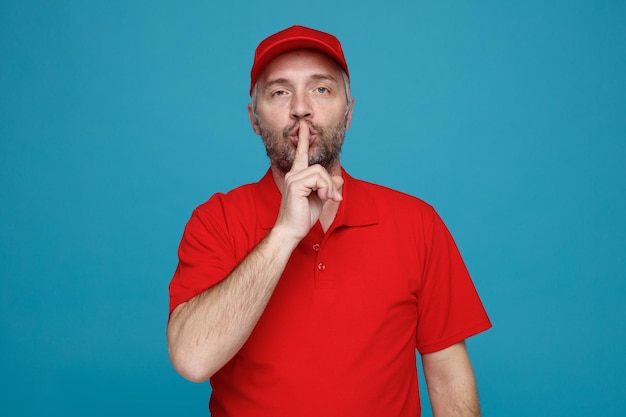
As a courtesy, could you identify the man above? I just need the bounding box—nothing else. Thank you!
[167,25,491,416]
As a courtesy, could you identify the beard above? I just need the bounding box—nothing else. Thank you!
[257,115,348,175]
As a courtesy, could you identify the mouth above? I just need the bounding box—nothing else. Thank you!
[288,124,317,145]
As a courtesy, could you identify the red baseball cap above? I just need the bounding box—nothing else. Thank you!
[250,25,349,95]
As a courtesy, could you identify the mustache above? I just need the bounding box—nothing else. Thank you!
[282,120,320,138]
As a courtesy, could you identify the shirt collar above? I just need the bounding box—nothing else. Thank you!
[255,168,379,230]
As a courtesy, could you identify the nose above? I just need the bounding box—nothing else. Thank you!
[290,91,312,120]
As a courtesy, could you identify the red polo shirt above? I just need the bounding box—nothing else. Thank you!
[169,169,491,416]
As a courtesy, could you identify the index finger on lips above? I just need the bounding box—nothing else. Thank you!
[291,121,310,173]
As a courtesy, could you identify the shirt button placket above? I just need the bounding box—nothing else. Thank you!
[312,241,331,287]
[313,244,325,271]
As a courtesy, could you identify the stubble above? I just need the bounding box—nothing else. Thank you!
[258,117,348,175]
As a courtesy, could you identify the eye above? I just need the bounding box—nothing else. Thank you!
[315,86,330,94]
[271,89,288,97]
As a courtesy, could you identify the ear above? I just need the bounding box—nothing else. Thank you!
[248,103,261,135]
[345,98,355,130]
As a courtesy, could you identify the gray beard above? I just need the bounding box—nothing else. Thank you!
[259,118,347,175]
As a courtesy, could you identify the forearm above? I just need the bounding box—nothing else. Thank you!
[167,226,298,382]
[423,342,481,417]
[427,372,480,417]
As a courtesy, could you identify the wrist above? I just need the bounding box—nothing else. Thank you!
[267,223,303,253]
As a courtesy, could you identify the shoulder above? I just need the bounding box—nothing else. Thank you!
[197,181,257,209]
[188,170,279,235]
[347,173,436,217]
[194,172,272,216]
[182,180,263,237]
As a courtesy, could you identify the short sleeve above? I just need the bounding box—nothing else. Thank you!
[168,195,239,315]
[415,210,491,354]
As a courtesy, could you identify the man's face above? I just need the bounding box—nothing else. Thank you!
[249,49,353,174]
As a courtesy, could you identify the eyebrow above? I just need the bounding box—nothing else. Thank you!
[309,73,338,83]
[263,73,339,93]
[263,78,290,92]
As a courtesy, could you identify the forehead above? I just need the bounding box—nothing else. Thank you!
[257,49,344,85]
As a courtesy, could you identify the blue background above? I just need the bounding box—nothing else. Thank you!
[1,0,625,415]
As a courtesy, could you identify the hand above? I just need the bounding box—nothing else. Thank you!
[274,121,343,242]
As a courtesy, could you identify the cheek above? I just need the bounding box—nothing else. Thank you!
[257,109,289,130]
[317,101,349,119]
[324,111,349,128]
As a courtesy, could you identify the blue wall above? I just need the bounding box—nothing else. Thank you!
[1,1,624,415]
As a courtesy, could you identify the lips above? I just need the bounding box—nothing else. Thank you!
[288,123,317,145]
